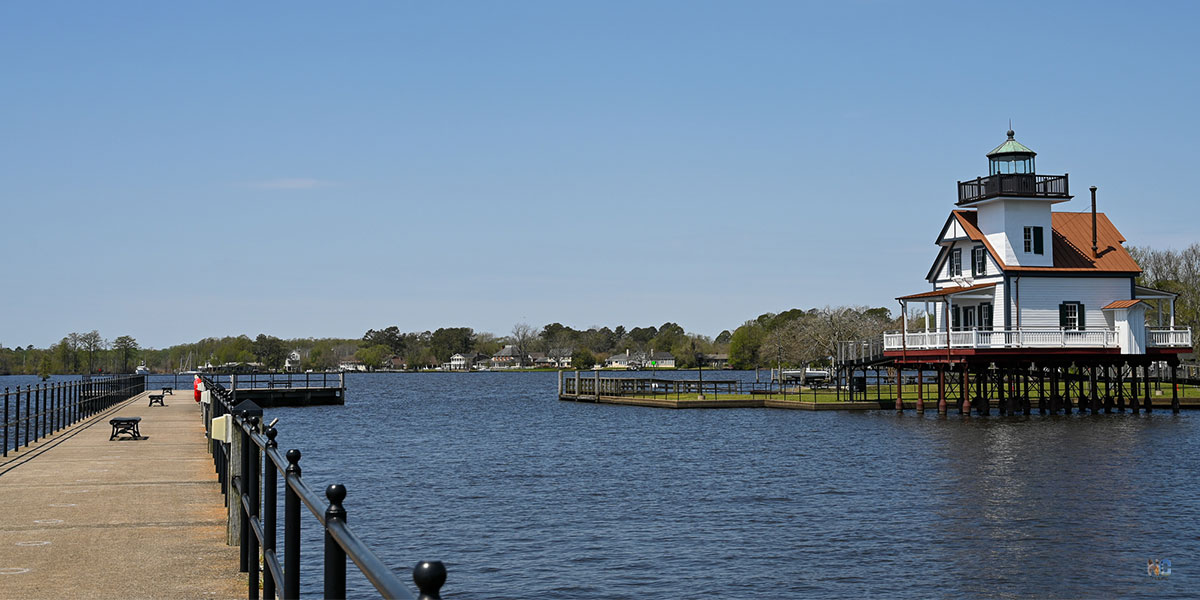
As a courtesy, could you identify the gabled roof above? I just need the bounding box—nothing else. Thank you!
[898,282,997,301]
[947,210,1141,274]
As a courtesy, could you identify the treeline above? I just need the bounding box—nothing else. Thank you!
[0,331,140,377]
[358,322,729,370]
[1130,243,1200,353]
[726,306,897,369]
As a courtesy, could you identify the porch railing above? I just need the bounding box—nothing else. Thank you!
[884,328,1121,350]
[1147,327,1193,348]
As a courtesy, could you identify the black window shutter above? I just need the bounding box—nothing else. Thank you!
[1059,303,1068,328]
[1034,227,1044,255]
[1078,304,1085,330]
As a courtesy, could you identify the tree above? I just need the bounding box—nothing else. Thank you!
[728,321,765,369]
[571,348,596,369]
[510,323,537,367]
[112,335,139,373]
[252,334,289,370]
[363,326,406,355]
[80,330,104,373]
[355,344,390,371]
[715,330,733,345]
[429,327,473,363]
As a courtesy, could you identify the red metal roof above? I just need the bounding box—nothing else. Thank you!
[951,210,1141,274]
[898,282,997,301]
[1102,299,1144,310]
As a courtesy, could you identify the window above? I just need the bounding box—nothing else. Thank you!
[980,303,993,329]
[972,246,987,276]
[963,307,977,330]
[949,248,962,276]
[1059,301,1085,330]
[1023,226,1044,254]
[951,305,961,330]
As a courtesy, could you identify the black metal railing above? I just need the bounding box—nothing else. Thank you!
[202,376,444,599]
[957,173,1069,204]
[3,375,146,457]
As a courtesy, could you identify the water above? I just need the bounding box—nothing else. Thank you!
[252,372,1198,599]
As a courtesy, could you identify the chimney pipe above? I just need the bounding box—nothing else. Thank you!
[1090,186,1098,257]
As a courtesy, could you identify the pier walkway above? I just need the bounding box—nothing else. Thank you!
[0,390,241,598]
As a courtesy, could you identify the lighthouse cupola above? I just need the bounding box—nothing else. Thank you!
[988,129,1036,175]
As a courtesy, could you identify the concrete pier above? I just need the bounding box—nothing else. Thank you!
[0,390,241,598]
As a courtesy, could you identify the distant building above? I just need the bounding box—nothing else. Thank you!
[447,353,481,371]
[702,353,730,368]
[604,349,675,369]
[338,358,367,372]
[491,345,530,368]
[284,350,303,373]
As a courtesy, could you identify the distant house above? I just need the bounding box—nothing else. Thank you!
[447,353,480,371]
[386,356,407,370]
[338,358,367,372]
[491,345,530,368]
[284,350,303,373]
[702,353,730,368]
[548,348,573,368]
[604,349,675,369]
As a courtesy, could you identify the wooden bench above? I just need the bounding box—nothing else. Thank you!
[161,387,173,395]
[109,417,142,440]
[148,393,166,407]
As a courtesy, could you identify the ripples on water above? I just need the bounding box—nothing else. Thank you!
[86,372,1199,598]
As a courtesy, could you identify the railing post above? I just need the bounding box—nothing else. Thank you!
[3,387,8,457]
[247,417,261,599]
[263,428,278,600]
[324,484,348,600]
[239,418,251,573]
[413,561,447,600]
[284,449,302,600]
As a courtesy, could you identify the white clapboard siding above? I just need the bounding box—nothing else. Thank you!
[1010,277,1133,328]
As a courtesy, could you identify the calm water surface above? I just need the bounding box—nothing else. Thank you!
[6,372,1193,598]
[250,372,1198,599]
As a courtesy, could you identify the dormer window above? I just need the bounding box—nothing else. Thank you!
[972,246,987,276]
[1023,226,1044,254]
[949,248,962,276]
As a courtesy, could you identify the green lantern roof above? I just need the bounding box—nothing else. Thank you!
[987,129,1035,157]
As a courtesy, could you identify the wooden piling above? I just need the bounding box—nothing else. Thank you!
[895,367,903,411]
[937,367,947,415]
[1172,363,1180,413]
[961,367,971,415]
[916,368,924,413]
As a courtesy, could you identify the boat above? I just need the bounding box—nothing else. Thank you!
[135,363,150,375]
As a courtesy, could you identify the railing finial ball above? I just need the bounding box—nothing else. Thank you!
[286,448,301,465]
[413,560,447,598]
[265,427,278,447]
[326,483,347,506]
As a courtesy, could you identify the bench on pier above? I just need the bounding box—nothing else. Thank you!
[148,394,166,407]
[109,417,142,440]
[161,387,173,395]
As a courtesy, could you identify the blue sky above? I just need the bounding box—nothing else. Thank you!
[2,1,1198,349]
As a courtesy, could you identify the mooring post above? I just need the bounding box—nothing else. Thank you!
[594,369,600,401]
[228,416,243,546]
[557,370,563,397]
[916,368,924,413]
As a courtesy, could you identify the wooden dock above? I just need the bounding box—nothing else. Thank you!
[0,389,241,598]
[221,372,345,407]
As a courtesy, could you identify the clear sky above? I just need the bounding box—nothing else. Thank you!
[2,1,1198,349]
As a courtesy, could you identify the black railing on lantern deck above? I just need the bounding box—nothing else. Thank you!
[202,376,445,600]
[3,375,146,457]
[957,173,1069,204]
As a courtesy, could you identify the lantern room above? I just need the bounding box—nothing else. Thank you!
[987,130,1036,175]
